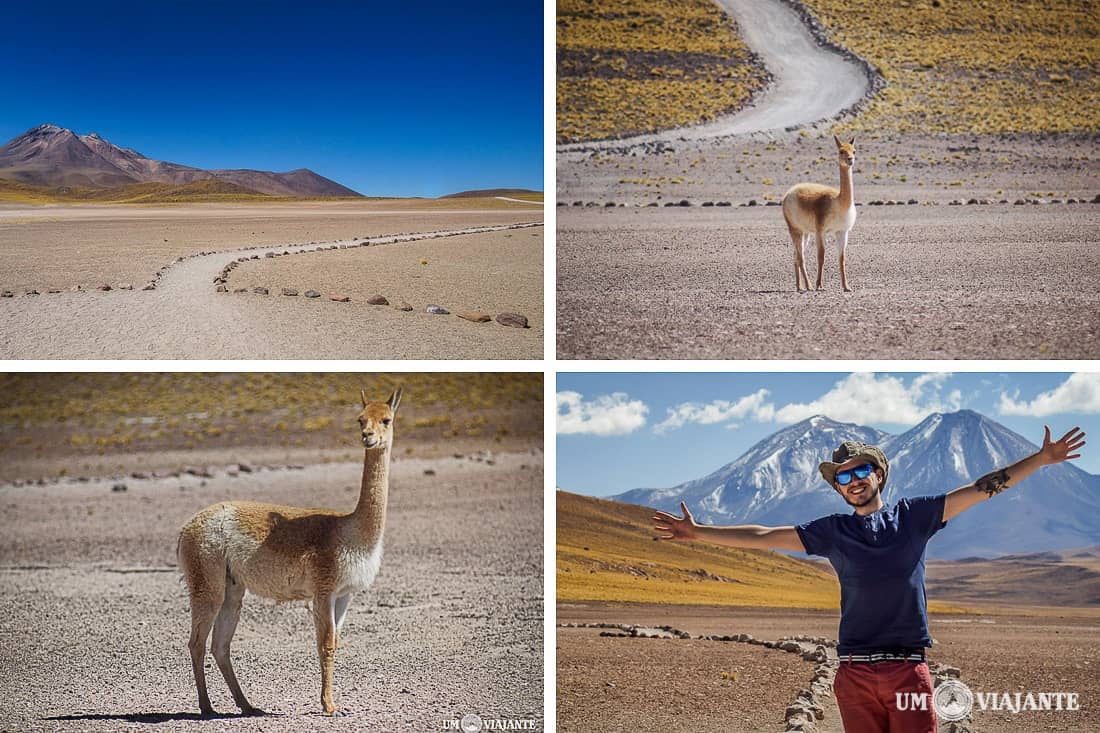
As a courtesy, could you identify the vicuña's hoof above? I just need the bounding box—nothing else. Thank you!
[242,706,267,717]
[843,286,852,293]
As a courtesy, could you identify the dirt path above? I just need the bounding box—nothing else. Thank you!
[558,0,871,154]
[0,450,544,732]
[0,222,542,359]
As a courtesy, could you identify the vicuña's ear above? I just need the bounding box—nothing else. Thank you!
[388,387,403,413]
[360,389,369,407]
[849,136,856,147]
[833,134,842,148]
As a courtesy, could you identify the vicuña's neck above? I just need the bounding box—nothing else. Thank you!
[838,164,854,208]
[353,443,391,542]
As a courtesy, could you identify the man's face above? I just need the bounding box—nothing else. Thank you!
[832,456,884,508]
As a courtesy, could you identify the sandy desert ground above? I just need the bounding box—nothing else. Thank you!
[0,443,544,732]
[558,602,1100,733]
[558,132,1100,359]
[0,201,543,359]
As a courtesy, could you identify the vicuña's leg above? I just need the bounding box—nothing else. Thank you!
[313,592,340,715]
[187,583,224,716]
[814,227,826,290]
[211,571,263,715]
[334,593,353,636]
[787,227,810,291]
[837,230,851,292]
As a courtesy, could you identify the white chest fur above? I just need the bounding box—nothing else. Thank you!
[335,541,383,595]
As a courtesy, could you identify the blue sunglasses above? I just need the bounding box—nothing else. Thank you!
[835,463,875,485]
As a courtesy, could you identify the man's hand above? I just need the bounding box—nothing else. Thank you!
[653,501,698,541]
[1038,425,1086,466]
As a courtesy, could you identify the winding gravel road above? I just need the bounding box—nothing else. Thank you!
[558,0,871,153]
[0,223,542,359]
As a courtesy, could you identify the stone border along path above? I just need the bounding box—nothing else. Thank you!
[557,0,880,156]
[1,449,504,492]
[560,622,976,733]
[1,222,542,329]
[555,196,1100,210]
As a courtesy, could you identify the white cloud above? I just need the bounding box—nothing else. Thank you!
[773,373,962,425]
[557,390,649,436]
[997,373,1100,416]
[654,389,773,433]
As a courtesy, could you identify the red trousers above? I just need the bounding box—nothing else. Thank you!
[834,661,937,733]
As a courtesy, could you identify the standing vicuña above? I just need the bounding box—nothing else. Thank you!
[177,387,402,717]
[781,135,858,292]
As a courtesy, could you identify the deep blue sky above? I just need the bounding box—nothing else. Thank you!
[557,373,1100,496]
[2,0,543,197]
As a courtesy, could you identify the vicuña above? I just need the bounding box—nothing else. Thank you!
[177,387,402,716]
[781,135,858,292]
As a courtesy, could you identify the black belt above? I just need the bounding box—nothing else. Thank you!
[840,649,926,664]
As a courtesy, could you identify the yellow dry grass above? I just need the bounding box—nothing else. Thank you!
[803,0,1100,134]
[557,0,769,143]
[558,490,973,613]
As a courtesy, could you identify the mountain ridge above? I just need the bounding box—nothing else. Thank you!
[609,410,1100,559]
[0,124,361,197]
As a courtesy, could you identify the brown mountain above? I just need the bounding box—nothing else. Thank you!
[0,124,361,197]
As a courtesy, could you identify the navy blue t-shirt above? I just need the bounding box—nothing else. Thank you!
[795,495,947,656]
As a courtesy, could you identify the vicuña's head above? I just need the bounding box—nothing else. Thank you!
[357,387,402,449]
[834,135,856,169]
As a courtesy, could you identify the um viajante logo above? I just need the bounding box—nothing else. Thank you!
[896,679,1081,720]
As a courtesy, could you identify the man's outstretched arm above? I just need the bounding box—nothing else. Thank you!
[943,426,1086,522]
[653,501,806,553]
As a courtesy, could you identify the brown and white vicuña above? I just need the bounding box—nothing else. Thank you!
[781,135,858,292]
[177,387,402,717]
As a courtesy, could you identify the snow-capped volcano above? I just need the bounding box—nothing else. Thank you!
[613,410,1100,559]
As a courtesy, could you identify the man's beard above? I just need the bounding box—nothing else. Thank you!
[843,484,879,508]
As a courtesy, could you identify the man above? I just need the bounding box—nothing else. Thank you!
[652,426,1086,733]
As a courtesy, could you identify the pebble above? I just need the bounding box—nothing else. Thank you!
[330,295,351,302]
[367,295,389,305]
[496,313,529,329]
[253,287,269,295]
[281,288,299,296]
[395,301,414,311]
[304,290,321,298]
[458,311,492,323]
[426,304,450,315]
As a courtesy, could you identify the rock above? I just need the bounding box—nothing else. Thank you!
[96,283,112,291]
[142,283,156,291]
[47,288,61,294]
[233,287,248,293]
[216,285,228,293]
[395,301,414,312]
[25,289,40,296]
[424,469,436,475]
[367,294,389,305]
[281,287,299,296]
[426,304,450,315]
[496,312,529,329]
[118,283,133,290]
[304,290,321,298]
[111,483,128,492]
[458,311,492,323]
[330,295,351,302]
[130,471,149,479]
[253,287,269,295]
[1,291,13,298]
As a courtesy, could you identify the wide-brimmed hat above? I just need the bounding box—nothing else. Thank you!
[819,441,889,488]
